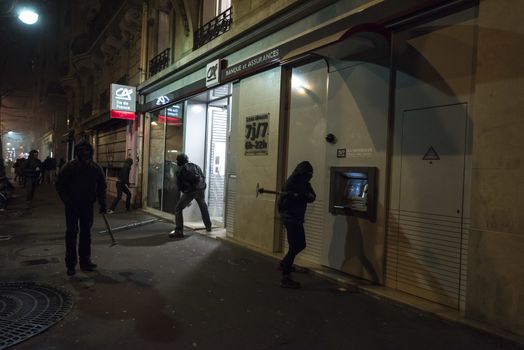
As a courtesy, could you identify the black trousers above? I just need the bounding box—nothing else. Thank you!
[25,177,38,202]
[174,190,212,232]
[110,182,131,211]
[65,202,94,268]
[281,221,306,275]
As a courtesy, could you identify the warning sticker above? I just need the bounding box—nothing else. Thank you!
[423,146,440,160]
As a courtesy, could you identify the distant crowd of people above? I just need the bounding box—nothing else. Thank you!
[0,153,66,211]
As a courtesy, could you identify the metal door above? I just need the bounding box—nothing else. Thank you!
[387,103,469,309]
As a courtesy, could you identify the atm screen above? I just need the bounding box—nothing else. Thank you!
[343,172,368,212]
[329,166,377,221]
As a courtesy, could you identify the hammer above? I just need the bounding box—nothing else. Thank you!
[256,183,287,198]
[101,213,118,247]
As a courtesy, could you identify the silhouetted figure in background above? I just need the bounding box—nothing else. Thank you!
[169,153,211,238]
[42,156,57,184]
[0,175,14,211]
[14,158,26,185]
[108,158,133,213]
[56,141,107,276]
[58,158,66,172]
[21,150,42,207]
[277,161,316,289]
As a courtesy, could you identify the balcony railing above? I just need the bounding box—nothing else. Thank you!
[194,7,232,50]
[149,48,170,77]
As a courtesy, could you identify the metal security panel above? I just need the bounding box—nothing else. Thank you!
[391,103,468,309]
[399,104,467,217]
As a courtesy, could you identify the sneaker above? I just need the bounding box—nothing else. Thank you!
[80,262,97,272]
[107,209,114,214]
[280,277,301,289]
[169,230,184,238]
[66,267,76,276]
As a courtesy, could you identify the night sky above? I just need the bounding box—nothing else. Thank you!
[1,0,52,150]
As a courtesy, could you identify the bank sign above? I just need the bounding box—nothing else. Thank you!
[110,83,137,120]
[206,59,220,88]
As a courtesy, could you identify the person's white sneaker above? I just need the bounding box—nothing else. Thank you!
[107,209,114,214]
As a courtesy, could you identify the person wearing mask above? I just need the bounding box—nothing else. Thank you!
[169,153,212,238]
[21,150,42,207]
[277,161,316,289]
[108,158,133,213]
[55,141,107,276]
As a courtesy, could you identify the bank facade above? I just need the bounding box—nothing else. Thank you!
[138,0,524,337]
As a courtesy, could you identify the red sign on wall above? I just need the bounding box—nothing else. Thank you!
[158,115,182,126]
[110,110,135,120]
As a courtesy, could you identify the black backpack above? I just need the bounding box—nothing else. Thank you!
[183,163,205,189]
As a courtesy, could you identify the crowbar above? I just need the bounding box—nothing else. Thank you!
[102,213,118,247]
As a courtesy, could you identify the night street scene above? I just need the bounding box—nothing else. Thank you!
[1,0,524,349]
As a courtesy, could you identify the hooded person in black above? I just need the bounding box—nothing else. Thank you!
[55,140,107,276]
[169,153,212,238]
[108,158,133,213]
[278,161,316,289]
[22,150,42,206]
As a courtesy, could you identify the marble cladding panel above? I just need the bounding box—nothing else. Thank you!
[232,68,281,251]
[466,228,524,334]
[470,169,521,234]
[467,0,524,337]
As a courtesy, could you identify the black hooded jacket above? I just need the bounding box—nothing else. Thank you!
[278,161,316,223]
[117,158,133,186]
[55,143,107,207]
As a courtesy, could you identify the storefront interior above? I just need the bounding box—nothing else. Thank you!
[145,85,232,233]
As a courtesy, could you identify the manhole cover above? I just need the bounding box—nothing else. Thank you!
[0,282,73,349]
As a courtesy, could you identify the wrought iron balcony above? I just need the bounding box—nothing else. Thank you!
[149,48,170,77]
[194,7,232,50]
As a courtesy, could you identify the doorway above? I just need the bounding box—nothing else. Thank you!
[183,85,231,232]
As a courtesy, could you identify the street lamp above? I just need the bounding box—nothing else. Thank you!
[0,1,39,24]
[17,8,39,25]
[0,1,40,162]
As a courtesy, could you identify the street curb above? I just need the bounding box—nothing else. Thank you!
[96,218,159,235]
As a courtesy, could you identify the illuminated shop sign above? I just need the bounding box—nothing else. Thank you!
[206,59,220,87]
[159,105,182,125]
[156,95,170,106]
[110,83,136,120]
[223,48,280,80]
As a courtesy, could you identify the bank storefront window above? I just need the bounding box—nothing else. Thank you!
[146,104,184,212]
[147,110,165,210]
[162,104,184,213]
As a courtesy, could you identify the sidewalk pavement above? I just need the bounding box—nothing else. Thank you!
[0,183,523,350]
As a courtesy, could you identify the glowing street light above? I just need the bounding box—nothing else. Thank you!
[17,8,39,25]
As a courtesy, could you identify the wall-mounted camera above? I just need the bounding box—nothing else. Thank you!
[325,133,337,144]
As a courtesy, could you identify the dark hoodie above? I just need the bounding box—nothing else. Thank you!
[55,142,107,207]
[118,158,133,186]
[278,161,316,223]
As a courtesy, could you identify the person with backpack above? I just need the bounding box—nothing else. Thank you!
[277,161,316,289]
[169,153,212,238]
[107,158,133,213]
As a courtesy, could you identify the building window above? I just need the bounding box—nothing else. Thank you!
[149,9,171,77]
[194,1,232,50]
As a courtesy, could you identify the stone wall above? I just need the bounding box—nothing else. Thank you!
[466,0,524,336]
